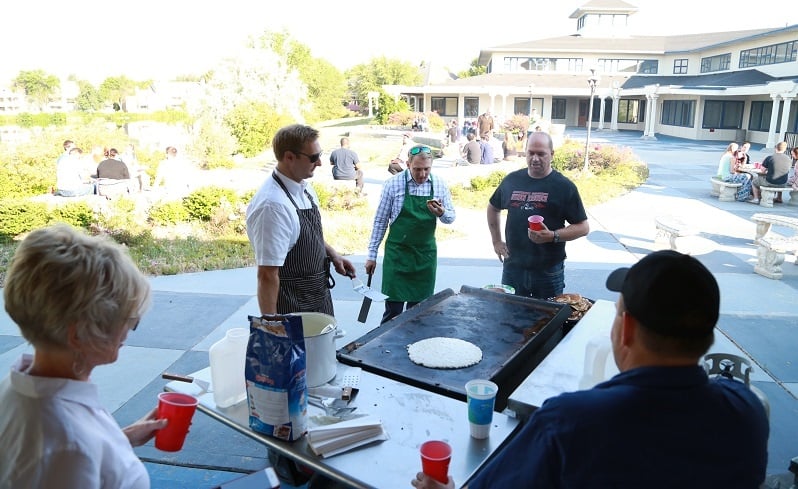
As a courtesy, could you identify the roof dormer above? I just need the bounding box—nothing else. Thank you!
[569,0,638,38]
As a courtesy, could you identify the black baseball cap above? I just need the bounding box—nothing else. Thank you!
[605,250,719,338]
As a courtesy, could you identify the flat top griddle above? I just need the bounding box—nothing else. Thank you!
[336,285,569,411]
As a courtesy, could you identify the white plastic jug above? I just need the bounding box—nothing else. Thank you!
[578,335,619,390]
[209,327,249,408]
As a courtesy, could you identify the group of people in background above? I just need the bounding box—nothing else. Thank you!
[54,140,190,199]
[716,140,797,204]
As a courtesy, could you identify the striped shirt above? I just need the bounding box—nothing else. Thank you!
[367,169,456,261]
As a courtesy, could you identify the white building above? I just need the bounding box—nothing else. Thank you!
[388,0,798,148]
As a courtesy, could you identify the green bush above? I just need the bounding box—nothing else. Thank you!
[552,138,648,178]
[310,183,367,211]
[50,201,94,229]
[149,201,190,226]
[470,171,506,191]
[0,199,50,242]
[182,186,240,221]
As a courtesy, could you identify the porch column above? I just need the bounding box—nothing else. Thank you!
[597,96,606,131]
[610,92,620,131]
[765,94,781,148]
[778,95,794,144]
[642,94,658,140]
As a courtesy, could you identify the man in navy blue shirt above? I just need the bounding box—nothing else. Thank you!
[412,250,769,489]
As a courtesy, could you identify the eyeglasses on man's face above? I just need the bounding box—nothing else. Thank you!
[295,151,322,163]
[409,145,432,156]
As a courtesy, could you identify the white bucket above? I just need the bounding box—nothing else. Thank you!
[294,312,340,387]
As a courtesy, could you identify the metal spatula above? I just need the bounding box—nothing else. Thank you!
[350,275,388,301]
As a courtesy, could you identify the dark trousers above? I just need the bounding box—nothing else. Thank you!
[381,300,420,324]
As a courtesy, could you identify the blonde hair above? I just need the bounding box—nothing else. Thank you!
[725,142,739,154]
[4,225,151,350]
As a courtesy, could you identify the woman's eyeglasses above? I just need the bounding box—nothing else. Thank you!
[409,145,432,156]
[295,151,322,163]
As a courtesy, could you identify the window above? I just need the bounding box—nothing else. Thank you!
[513,97,544,117]
[740,40,797,68]
[552,98,566,119]
[430,97,457,117]
[463,97,479,117]
[597,58,658,74]
[503,57,582,73]
[617,99,641,123]
[702,100,744,129]
[673,59,688,74]
[700,53,731,73]
[748,101,772,132]
[661,100,695,127]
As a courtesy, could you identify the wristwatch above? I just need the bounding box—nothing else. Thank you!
[552,230,561,244]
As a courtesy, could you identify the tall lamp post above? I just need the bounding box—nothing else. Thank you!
[528,83,535,136]
[583,69,600,173]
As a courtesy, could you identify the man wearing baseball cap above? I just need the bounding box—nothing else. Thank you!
[413,250,769,489]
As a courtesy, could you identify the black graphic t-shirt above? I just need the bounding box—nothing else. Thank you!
[489,168,587,269]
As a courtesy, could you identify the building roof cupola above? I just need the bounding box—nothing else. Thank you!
[569,0,638,38]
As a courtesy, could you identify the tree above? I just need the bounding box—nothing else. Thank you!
[457,58,487,78]
[74,80,103,112]
[12,70,60,111]
[252,31,347,122]
[99,75,142,110]
[224,101,291,157]
[346,58,422,109]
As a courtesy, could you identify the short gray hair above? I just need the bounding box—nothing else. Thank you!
[4,225,151,350]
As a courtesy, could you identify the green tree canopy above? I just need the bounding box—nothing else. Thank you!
[99,75,146,110]
[346,58,422,109]
[74,80,103,112]
[12,70,60,110]
[457,58,487,78]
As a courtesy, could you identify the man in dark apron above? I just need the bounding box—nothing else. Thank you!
[366,145,456,323]
[245,124,356,486]
[246,123,355,317]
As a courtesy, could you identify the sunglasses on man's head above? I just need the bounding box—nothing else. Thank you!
[409,145,432,156]
[295,151,322,163]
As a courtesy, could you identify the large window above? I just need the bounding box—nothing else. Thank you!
[700,53,731,73]
[617,99,644,123]
[661,100,695,127]
[552,98,566,119]
[597,58,658,74]
[673,59,688,74]
[748,101,773,132]
[513,97,544,117]
[740,40,797,68]
[464,97,479,117]
[431,97,457,117]
[702,100,744,129]
[503,57,583,72]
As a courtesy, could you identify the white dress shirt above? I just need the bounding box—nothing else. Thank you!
[0,354,149,489]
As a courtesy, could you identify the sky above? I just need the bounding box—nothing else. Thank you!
[0,0,793,85]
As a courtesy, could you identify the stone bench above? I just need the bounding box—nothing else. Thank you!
[758,186,798,208]
[750,213,798,279]
[655,215,697,250]
[710,177,742,202]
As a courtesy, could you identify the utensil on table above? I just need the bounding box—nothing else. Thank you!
[308,395,358,417]
[162,372,212,394]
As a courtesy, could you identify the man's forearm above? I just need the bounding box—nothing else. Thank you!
[256,266,280,315]
[486,205,503,243]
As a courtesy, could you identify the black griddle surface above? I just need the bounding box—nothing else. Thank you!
[337,285,569,409]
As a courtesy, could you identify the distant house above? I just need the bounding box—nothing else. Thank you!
[123,81,203,113]
[386,0,798,147]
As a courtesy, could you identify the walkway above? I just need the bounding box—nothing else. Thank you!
[0,129,795,487]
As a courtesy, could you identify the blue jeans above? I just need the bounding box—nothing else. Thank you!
[502,261,565,299]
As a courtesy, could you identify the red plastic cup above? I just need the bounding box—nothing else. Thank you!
[528,215,544,231]
[420,440,452,484]
[155,392,199,452]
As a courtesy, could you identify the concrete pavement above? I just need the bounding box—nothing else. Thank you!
[1,128,796,487]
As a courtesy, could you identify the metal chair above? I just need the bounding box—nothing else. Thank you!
[703,352,770,419]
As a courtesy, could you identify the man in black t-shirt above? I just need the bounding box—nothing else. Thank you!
[487,132,589,298]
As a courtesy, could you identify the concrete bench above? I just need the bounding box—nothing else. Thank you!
[97,178,135,200]
[655,215,697,250]
[710,177,742,202]
[758,186,798,208]
[750,213,798,279]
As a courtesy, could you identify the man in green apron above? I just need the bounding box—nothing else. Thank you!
[246,124,356,317]
[366,145,456,323]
